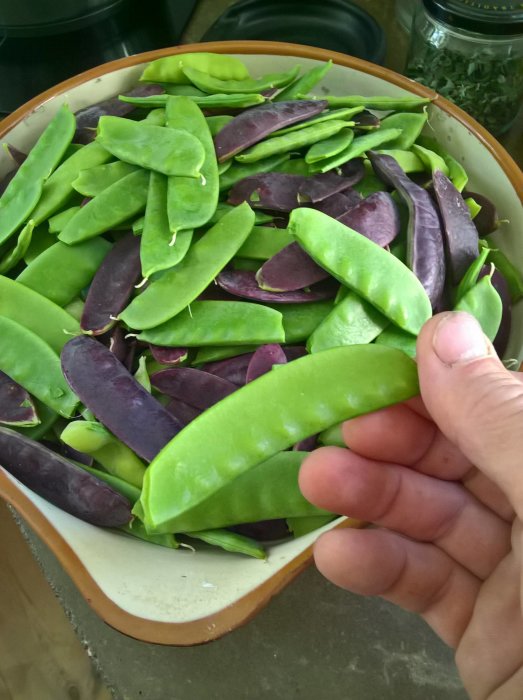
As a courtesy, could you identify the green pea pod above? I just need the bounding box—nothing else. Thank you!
[465,197,482,220]
[206,115,234,136]
[480,238,523,302]
[307,291,388,353]
[219,153,291,192]
[184,530,265,559]
[0,316,77,417]
[31,141,112,225]
[375,149,424,173]
[192,345,258,365]
[411,144,449,176]
[309,128,402,173]
[270,300,334,343]
[125,519,178,549]
[119,93,266,110]
[120,202,255,330]
[61,420,146,488]
[454,270,502,341]
[289,208,432,335]
[374,325,417,358]
[313,95,432,110]
[134,355,151,393]
[17,238,112,307]
[353,173,387,196]
[235,120,356,164]
[416,135,468,192]
[140,171,193,279]
[0,276,79,352]
[455,245,490,302]
[137,301,285,347]
[48,206,82,234]
[137,345,419,534]
[144,108,166,126]
[218,161,232,176]
[164,84,207,97]
[380,110,428,150]
[23,223,56,263]
[63,297,84,322]
[165,96,219,233]
[182,65,300,95]
[274,60,333,102]
[271,107,364,136]
[0,105,75,244]
[305,128,354,163]
[96,116,205,178]
[59,169,150,244]
[140,52,250,84]
[0,220,34,274]
[287,515,337,538]
[78,463,141,504]
[237,226,293,260]
[72,161,140,197]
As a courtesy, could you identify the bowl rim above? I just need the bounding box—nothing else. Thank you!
[0,39,521,647]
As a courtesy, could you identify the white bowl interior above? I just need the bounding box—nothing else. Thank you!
[1,53,522,626]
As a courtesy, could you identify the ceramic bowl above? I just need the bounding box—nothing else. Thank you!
[0,41,522,646]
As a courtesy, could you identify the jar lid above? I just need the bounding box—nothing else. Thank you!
[422,0,523,35]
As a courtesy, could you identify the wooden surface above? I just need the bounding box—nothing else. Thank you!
[0,502,111,700]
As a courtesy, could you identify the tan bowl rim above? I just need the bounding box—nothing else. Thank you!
[0,40,520,647]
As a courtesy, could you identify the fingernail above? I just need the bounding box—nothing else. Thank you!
[432,312,490,365]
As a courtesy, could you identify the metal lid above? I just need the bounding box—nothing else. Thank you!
[422,0,523,35]
[202,0,386,65]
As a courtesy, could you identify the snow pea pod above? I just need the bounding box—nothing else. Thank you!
[140,52,250,84]
[309,128,402,173]
[138,345,419,533]
[411,144,449,176]
[375,149,424,173]
[380,110,428,150]
[120,202,254,330]
[60,420,146,488]
[416,135,468,192]
[182,65,300,94]
[144,108,166,125]
[0,220,34,274]
[272,300,334,343]
[374,325,417,358]
[72,161,140,197]
[305,128,354,163]
[275,60,332,101]
[314,95,432,110]
[193,345,258,365]
[236,226,293,260]
[235,120,356,164]
[206,115,234,135]
[289,208,431,335]
[59,169,150,244]
[17,238,112,307]
[96,116,204,177]
[140,171,193,279]
[0,276,79,352]
[0,105,75,244]
[0,316,77,417]
[31,141,111,225]
[271,107,364,136]
[119,93,266,110]
[137,301,285,347]
[480,238,523,302]
[307,291,388,353]
[48,206,81,234]
[165,96,219,233]
[454,272,502,341]
[23,224,55,263]
[219,153,291,192]
[185,529,265,559]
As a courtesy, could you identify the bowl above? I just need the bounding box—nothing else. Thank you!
[0,40,522,646]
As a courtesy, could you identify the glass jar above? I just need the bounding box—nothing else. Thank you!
[405,0,523,136]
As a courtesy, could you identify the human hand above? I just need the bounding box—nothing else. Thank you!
[300,312,523,700]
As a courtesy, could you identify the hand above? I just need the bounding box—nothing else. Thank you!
[300,312,523,700]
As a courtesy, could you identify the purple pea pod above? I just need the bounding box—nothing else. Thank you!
[202,353,255,386]
[217,269,338,303]
[283,346,308,361]
[478,265,512,357]
[338,158,366,185]
[256,242,329,292]
[214,100,328,161]
[313,189,362,218]
[61,335,182,462]
[368,151,445,308]
[81,233,141,335]
[354,110,380,129]
[150,368,237,410]
[337,191,401,247]
[74,84,164,141]
[293,435,318,451]
[149,345,188,365]
[0,427,131,527]
[229,519,290,541]
[0,371,39,427]
[245,344,287,383]
[99,325,136,371]
[297,173,356,203]
[165,399,202,427]
[463,190,500,236]
[432,170,479,285]
[228,172,305,212]
[40,439,94,467]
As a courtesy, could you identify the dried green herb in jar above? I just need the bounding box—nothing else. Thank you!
[405,0,523,136]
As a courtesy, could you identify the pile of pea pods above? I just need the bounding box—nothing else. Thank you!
[0,52,519,559]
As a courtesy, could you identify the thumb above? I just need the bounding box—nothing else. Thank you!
[416,311,523,515]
